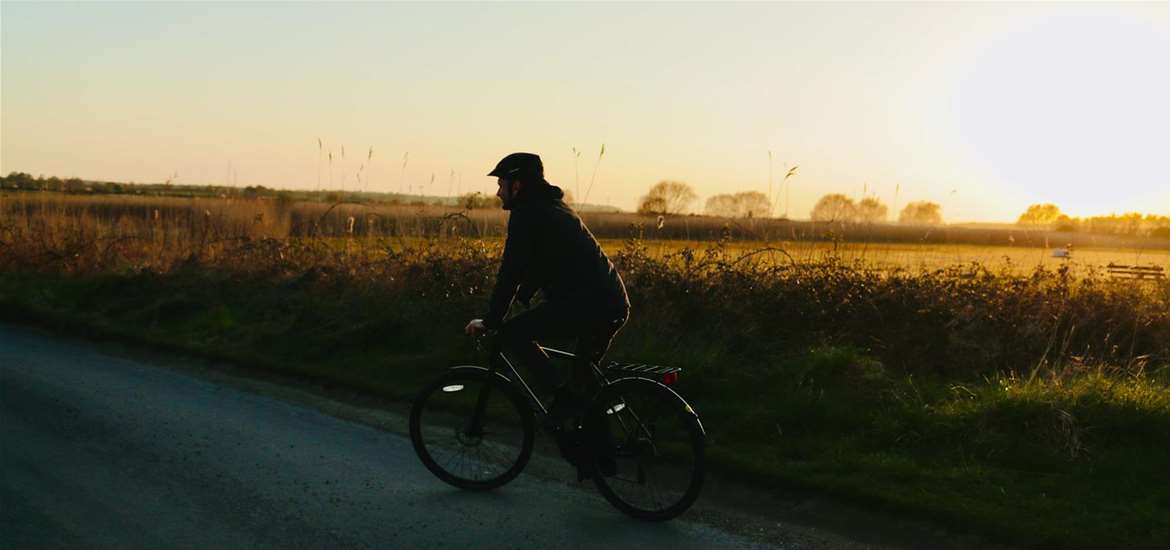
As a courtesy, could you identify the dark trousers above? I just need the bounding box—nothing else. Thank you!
[498,302,628,395]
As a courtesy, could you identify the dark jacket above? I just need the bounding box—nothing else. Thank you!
[482,183,629,329]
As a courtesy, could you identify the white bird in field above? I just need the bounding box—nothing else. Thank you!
[1051,246,1072,259]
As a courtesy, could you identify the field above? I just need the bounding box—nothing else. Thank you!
[600,239,1170,275]
[4,191,1169,275]
[3,190,1170,548]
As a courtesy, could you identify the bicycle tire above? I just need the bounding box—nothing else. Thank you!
[585,377,706,521]
[410,366,535,491]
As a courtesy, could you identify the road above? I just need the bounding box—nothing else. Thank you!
[1,325,818,549]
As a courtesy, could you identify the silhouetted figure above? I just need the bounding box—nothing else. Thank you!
[464,152,630,427]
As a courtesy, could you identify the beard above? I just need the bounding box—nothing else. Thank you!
[499,185,517,210]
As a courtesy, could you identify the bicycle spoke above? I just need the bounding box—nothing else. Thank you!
[590,378,703,519]
[412,371,533,490]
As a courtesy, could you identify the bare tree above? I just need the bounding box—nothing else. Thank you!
[898,201,943,225]
[856,197,889,223]
[704,191,772,218]
[638,180,697,215]
[1017,203,1063,226]
[736,191,771,218]
[636,196,667,215]
[704,194,740,217]
[810,194,857,223]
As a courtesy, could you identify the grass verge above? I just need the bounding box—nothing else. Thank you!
[2,267,1168,550]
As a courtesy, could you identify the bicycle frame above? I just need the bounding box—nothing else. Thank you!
[467,335,613,434]
[414,335,706,520]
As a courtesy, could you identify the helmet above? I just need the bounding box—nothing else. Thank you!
[487,152,544,181]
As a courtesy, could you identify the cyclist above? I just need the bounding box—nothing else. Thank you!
[464,152,630,471]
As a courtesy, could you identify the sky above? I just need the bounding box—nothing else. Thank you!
[3,1,1168,222]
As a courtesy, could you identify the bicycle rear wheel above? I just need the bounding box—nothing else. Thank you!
[585,377,705,521]
[410,367,535,491]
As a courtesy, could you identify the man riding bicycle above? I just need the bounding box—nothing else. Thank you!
[464,152,630,440]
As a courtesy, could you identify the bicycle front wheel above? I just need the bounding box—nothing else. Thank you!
[586,377,706,521]
[409,367,535,491]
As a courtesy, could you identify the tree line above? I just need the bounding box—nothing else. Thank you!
[1017,203,1170,238]
[805,194,942,225]
[2,171,494,208]
[632,179,1167,236]
[635,180,944,224]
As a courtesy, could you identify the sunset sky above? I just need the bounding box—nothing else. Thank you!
[3,2,1168,222]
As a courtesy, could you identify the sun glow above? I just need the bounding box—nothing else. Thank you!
[2,3,1168,221]
[954,9,1170,217]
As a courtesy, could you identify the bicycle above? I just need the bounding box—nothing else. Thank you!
[409,333,706,521]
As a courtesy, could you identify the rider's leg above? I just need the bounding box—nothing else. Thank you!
[497,303,582,395]
[570,309,630,394]
[572,310,629,477]
[548,313,627,431]
[499,303,627,421]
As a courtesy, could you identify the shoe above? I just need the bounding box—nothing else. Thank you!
[551,427,596,482]
[548,388,585,431]
[554,428,577,457]
[561,435,592,482]
[589,417,619,478]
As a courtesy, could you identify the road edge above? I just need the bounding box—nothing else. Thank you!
[1,306,1014,550]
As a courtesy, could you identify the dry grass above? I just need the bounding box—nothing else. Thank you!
[3,191,1168,276]
[598,239,1170,276]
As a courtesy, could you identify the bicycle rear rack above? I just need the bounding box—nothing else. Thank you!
[605,361,681,386]
[538,345,682,386]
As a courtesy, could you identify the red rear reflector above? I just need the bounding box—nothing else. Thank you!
[662,371,679,386]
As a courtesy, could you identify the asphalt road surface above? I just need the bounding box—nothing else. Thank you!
[2,325,823,549]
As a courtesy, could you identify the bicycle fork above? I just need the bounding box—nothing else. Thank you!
[464,364,497,439]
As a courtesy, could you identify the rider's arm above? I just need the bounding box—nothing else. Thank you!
[483,210,535,329]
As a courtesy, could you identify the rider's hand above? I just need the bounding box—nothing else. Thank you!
[464,318,488,336]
